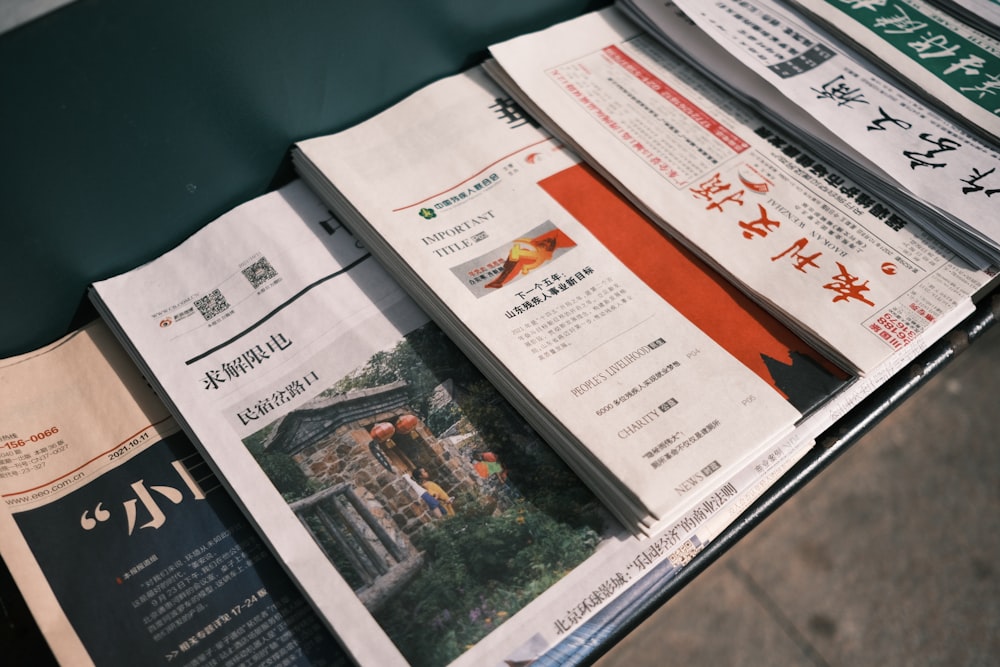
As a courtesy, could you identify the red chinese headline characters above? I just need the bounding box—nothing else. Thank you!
[690,171,878,307]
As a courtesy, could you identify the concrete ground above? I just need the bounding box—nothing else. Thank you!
[595,321,1000,666]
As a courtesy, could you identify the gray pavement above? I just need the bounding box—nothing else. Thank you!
[596,322,1000,667]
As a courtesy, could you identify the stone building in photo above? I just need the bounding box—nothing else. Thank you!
[260,379,486,610]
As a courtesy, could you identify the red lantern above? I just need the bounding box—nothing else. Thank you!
[370,422,395,442]
[395,414,419,435]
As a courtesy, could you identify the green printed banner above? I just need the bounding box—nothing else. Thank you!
[824,0,1000,118]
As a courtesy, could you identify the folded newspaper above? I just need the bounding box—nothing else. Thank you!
[618,0,1000,263]
[89,180,827,666]
[485,6,998,375]
[293,65,853,536]
[923,0,1000,41]
[784,0,1000,143]
[0,320,345,666]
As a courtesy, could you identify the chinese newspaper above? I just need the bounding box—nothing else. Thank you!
[785,0,1000,142]
[90,178,837,666]
[486,7,997,375]
[292,66,825,535]
[0,321,345,666]
[925,0,1000,40]
[621,0,1000,262]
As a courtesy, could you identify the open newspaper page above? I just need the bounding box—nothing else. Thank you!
[90,181,826,667]
[292,66,825,534]
[486,7,997,375]
[620,0,1000,263]
[0,320,344,666]
[783,0,1000,142]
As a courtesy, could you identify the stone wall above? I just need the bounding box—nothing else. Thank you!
[292,406,479,538]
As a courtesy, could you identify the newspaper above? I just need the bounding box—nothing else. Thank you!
[926,0,1000,40]
[784,0,1000,142]
[288,56,983,662]
[0,320,345,666]
[620,0,1000,262]
[292,66,828,535]
[486,7,997,375]
[90,179,830,667]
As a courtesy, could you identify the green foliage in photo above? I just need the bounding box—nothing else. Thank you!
[374,504,601,667]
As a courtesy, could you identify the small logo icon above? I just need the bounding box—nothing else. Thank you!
[159,317,173,328]
[419,208,436,220]
[738,165,773,194]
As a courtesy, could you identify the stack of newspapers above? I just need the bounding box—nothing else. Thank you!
[614,0,1000,264]
[477,3,1000,375]
[293,0,997,514]
[289,3,995,657]
[8,2,999,667]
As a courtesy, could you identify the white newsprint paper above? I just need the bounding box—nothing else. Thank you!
[89,181,820,666]
[487,7,996,375]
[293,66,819,535]
[926,0,1000,40]
[0,321,346,667]
[785,0,1000,143]
[623,0,1000,262]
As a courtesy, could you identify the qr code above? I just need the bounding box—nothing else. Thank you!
[668,539,702,568]
[242,257,278,289]
[194,289,230,321]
